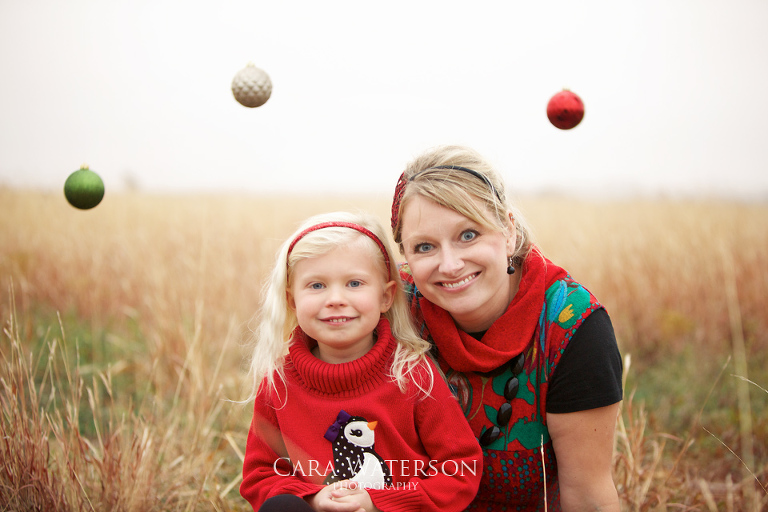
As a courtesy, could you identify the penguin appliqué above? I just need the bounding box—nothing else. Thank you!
[323,410,393,489]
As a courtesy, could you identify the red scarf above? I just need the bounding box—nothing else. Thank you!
[419,249,567,373]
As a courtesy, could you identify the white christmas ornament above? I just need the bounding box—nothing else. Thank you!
[231,63,272,108]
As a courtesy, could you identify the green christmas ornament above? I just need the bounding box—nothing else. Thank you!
[64,165,105,210]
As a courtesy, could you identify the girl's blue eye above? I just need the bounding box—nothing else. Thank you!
[461,230,477,242]
[310,282,324,290]
[348,280,362,288]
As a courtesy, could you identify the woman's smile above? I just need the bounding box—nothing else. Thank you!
[438,272,480,289]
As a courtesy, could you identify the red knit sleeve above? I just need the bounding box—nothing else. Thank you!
[367,359,482,512]
[240,387,322,509]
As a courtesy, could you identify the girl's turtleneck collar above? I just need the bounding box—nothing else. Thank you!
[287,318,395,396]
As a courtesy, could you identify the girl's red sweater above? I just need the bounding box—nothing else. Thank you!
[240,319,482,512]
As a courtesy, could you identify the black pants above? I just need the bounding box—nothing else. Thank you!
[258,494,314,512]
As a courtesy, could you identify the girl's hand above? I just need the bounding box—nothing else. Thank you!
[306,481,369,512]
[329,482,380,512]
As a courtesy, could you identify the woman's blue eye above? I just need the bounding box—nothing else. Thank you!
[461,230,477,242]
[414,243,434,253]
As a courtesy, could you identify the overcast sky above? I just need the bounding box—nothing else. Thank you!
[1,0,767,199]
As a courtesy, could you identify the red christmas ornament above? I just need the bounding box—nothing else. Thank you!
[546,90,584,130]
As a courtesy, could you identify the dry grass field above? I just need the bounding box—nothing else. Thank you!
[1,188,766,511]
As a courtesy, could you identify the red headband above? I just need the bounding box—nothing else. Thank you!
[391,172,408,232]
[390,165,500,233]
[287,221,392,277]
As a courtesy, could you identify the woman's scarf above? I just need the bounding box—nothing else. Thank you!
[419,249,567,373]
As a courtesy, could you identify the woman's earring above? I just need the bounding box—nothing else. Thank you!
[507,256,516,275]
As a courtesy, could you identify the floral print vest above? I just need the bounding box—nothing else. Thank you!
[404,270,601,511]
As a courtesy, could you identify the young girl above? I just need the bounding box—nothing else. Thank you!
[240,211,482,512]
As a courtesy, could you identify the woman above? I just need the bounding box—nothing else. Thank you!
[390,145,623,511]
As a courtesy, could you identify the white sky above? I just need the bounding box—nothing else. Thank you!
[1,0,767,199]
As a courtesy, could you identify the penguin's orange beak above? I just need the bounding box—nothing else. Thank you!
[367,421,378,430]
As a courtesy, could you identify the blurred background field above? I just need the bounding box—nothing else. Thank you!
[1,188,766,511]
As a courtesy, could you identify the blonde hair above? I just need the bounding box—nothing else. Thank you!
[246,211,433,403]
[392,145,534,264]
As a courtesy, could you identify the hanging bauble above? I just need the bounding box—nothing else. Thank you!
[546,89,585,130]
[64,164,105,210]
[231,63,272,108]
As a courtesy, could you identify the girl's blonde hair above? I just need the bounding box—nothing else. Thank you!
[392,145,534,264]
[246,211,433,402]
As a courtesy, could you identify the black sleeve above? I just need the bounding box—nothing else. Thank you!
[545,308,623,414]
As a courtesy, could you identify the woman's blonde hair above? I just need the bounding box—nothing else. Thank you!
[246,211,433,402]
[392,145,534,263]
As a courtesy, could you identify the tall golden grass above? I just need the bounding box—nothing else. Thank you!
[1,188,766,511]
